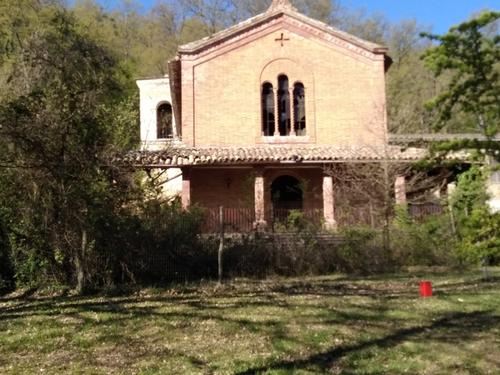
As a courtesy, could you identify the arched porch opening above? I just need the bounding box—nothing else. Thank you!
[271,175,303,211]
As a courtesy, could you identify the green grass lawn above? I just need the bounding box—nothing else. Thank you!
[1,269,499,374]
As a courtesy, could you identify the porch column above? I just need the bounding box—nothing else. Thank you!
[182,169,191,210]
[395,175,407,205]
[323,174,337,230]
[254,168,267,229]
[288,88,296,136]
[273,88,279,137]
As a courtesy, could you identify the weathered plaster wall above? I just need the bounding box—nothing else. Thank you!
[136,77,177,150]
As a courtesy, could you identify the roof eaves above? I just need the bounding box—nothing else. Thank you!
[178,8,388,55]
[178,11,275,53]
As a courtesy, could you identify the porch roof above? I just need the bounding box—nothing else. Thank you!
[117,145,431,168]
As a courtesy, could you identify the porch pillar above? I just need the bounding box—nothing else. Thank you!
[254,168,267,229]
[273,88,279,137]
[288,88,296,136]
[323,174,337,230]
[182,169,191,210]
[395,175,407,205]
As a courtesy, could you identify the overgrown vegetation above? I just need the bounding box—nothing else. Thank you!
[451,167,500,265]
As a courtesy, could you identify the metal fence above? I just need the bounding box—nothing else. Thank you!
[269,208,324,231]
[409,202,444,220]
[199,203,445,234]
[202,207,255,233]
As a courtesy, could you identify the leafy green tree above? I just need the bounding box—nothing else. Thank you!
[0,1,138,292]
[421,11,500,143]
[450,167,500,265]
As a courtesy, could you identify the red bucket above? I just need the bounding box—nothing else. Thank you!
[420,281,433,297]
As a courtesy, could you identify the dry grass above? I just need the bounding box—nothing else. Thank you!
[1,269,499,374]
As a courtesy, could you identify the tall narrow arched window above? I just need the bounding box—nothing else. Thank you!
[293,82,306,136]
[278,75,291,136]
[157,102,173,139]
[261,82,275,136]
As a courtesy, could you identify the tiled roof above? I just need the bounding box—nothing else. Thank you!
[178,4,386,55]
[117,145,428,167]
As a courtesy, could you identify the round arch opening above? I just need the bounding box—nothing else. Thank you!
[271,175,303,211]
[157,102,173,139]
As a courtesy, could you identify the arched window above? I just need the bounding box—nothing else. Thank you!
[293,82,306,136]
[278,75,290,136]
[157,102,173,139]
[261,82,275,136]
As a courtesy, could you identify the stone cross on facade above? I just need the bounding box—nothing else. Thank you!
[275,33,290,47]
[267,0,296,12]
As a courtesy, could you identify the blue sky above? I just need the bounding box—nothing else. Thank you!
[345,0,499,34]
[95,0,499,34]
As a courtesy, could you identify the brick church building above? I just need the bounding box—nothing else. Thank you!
[128,0,428,230]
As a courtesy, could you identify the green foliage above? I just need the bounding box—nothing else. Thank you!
[421,11,500,139]
[391,205,457,267]
[84,200,212,286]
[285,210,321,234]
[450,166,489,214]
[451,166,500,264]
[456,208,500,265]
[73,0,179,77]
[0,1,138,290]
[223,234,274,278]
[336,227,384,273]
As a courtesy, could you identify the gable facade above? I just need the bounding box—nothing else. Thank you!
[175,6,389,147]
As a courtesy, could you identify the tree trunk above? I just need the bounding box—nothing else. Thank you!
[75,228,87,294]
[382,162,393,267]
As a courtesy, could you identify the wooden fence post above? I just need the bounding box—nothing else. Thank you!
[218,206,224,284]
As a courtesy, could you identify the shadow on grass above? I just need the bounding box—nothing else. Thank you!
[1,275,499,373]
[1,274,498,321]
[236,310,500,374]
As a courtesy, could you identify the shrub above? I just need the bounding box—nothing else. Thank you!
[450,166,500,265]
[223,234,275,278]
[334,226,386,273]
[88,201,213,286]
[391,205,458,267]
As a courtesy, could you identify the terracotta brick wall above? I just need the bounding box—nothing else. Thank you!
[180,15,387,147]
[190,167,323,211]
[191,169,255,208]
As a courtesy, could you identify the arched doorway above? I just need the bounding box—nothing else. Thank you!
[271,175,303,212]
